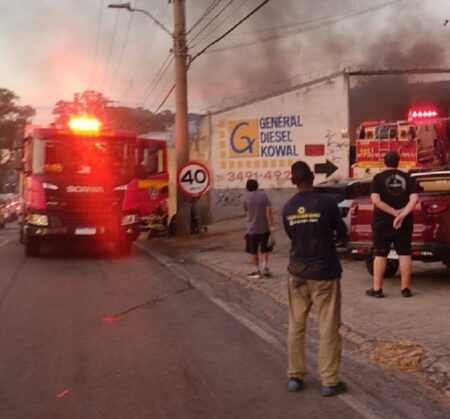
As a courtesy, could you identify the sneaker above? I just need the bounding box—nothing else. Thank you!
[401,288,412,297]
[366,288,384,298]
[247,270,263,279]
[262,267,272,277]
[321,381,347,397]
[288,377,304,392]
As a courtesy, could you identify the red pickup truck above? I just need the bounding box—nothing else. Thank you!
[349,170,450,277]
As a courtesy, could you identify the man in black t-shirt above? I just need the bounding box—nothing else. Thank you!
[367,151,419,298]
[282,161,348,397]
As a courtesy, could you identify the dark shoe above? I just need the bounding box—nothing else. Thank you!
[262,267,272,277]
[288,377,304,392]
[321,381,347,397]
[366,288,384,298]
[401,288,412,297]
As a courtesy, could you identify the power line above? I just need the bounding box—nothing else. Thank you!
[203,0,405,54]
[89,0,105,89]
[189,0,250,49]
[188,0,235,46]
[186,0,222,35]
[154,83,175,114]
[188,0,271,67]
[126,1,171,104]
[108,0,137,98]
[140,53,173,106]
[100,9,122,93]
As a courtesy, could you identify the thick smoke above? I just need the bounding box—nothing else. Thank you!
[187,0,450,111]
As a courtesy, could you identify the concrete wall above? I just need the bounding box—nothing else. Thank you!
[192,73,350,223]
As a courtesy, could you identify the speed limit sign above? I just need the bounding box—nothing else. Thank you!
[177,161,210,198]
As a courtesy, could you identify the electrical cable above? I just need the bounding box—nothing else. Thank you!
[186,0,222,35]
[187,0,234,46]
[202,0,405,54]
[89,0,105,89]
[126,1,171,104]
[140,53,173,106]
[153,83,175,114]
[100,9,121,93]
[188,0,271,67]
[107,0,137,99]
[189,0,250,49]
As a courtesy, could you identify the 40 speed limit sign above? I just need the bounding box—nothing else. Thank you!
[177,161,211,198]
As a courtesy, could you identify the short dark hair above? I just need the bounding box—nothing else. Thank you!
[291,160,314,185]
[384,151,400,168]
[246,179,258,191]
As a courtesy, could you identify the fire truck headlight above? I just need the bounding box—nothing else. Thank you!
[114,184,128,191]
[27,214,49,226]
[43,182,59,191]
[121,213,139,226]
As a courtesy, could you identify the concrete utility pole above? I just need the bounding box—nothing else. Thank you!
[172,0,191,237]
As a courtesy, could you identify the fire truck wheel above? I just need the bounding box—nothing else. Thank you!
[25,237,40,257]
[365,255,399,278]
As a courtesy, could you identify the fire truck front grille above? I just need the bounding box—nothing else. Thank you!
[47,198,122,227]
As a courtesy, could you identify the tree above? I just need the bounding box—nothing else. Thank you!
[52,90,110,126]
[0,88,35,149]
[0,88,35,192]
[52,90,177,134]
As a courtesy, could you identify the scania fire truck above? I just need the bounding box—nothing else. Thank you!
[17,117,141,256]
[353,107,450,178]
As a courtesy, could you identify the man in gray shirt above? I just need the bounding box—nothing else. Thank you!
[242,179,274,279]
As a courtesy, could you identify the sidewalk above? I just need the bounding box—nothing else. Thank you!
[136,214,450,399]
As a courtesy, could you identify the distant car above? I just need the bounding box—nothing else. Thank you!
[314,178,372,230]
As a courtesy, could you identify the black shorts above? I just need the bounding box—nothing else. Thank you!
[245,232,272,255]
[372,226,413,257]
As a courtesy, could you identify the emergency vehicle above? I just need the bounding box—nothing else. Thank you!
[353,107,450,178]
[17,117,141,256]
[136,137,169,235]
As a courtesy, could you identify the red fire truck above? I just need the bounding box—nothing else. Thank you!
[17,117,141,256]
[136,137,169,236]
[353,107,450,178]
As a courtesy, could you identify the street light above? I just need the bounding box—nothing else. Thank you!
[108,1,191,237]
[108,3,172,37]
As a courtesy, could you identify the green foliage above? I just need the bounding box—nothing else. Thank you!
[52,90,176,134]
[0,88,35,149]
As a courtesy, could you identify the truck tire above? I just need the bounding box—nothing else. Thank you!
[365,255,399,278]
[25,237,40,257]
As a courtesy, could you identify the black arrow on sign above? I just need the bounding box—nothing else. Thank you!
[314,159,338,177]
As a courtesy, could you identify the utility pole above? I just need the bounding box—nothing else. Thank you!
[172,0,191,237]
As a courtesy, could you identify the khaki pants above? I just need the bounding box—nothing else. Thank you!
[287,275,342,386]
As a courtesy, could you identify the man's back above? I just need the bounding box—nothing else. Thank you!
[282,191,347,280]
[243,190,270,235]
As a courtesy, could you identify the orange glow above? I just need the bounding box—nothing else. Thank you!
[101,315,120,323]
[56,389,70,399]
[68,117,101,132]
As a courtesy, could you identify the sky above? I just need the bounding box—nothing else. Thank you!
[0,0,449,124]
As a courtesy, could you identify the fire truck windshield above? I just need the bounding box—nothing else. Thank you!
[32,136,136,178]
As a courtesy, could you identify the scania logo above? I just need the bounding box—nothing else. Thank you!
[66,185,104,193]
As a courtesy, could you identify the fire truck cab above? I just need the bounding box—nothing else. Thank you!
[16,117,141,256]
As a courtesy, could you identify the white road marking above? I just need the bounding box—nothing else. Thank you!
[0,239,11,248]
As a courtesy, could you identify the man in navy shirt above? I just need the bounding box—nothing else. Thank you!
[282,161,347,397]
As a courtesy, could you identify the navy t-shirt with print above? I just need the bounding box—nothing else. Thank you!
[282,191,347,280]
[370,169,419,230]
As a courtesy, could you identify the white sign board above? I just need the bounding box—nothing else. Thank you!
[177,161,210,198]
[210,74,350,189]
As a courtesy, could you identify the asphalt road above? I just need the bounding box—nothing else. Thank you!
[0,223,449,419]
